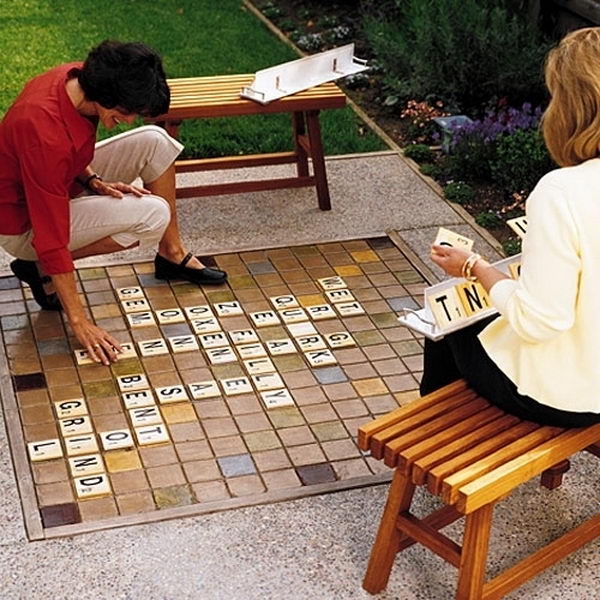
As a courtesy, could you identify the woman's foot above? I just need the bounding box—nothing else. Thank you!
[10,259,62,310]
[154,252,227,285]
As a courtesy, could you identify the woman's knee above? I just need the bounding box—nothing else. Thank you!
[138,194,171,235]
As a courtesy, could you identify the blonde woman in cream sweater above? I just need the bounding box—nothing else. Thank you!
[422,27,600,428]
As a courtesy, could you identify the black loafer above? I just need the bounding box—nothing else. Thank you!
[10,259,62,311]
[154,252,227,285]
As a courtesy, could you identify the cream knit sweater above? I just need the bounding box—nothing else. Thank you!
[479,159,600,414]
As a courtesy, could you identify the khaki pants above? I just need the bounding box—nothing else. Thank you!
[0,125,183,260]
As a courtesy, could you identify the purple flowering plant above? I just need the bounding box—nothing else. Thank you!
[448,102,543,181]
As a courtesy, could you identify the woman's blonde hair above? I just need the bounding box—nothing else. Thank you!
[543,27,600,167]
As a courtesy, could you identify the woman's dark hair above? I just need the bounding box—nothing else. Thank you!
[78,40,169,117]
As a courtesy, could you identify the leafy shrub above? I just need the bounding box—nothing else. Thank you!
[420,163,443,179]
[261,3,283,19]
[502,238,522,256]
[363,0,549,111]
[404,144,435,163]
[444,182,475,205]
[294,32,324,52]
[490,128,554,193]
[475,211,503,228]
[449,103,543,182]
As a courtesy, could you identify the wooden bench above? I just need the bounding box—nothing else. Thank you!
[359,379,600,600]
[151,74,347,210]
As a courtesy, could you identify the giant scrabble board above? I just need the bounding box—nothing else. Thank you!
[0,237,426,539]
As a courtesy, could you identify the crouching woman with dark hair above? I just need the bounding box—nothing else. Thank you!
[0,40,227,365]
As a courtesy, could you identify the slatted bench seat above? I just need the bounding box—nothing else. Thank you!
[150,74,347,210]
[358,379,600,600]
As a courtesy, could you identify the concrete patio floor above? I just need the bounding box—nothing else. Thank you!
[0,151,597,599]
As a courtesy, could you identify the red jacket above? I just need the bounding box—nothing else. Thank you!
[0,63,97,274]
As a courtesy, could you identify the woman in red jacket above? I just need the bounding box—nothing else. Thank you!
[0,40,226,365]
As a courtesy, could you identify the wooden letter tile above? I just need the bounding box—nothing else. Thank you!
[249,310,280,327]
[251,372,284,392]
[116,342,137,360]
[243,357,276,375]
[455,281,491,316]
[296,334,327,352]
[129,406,163,427]
[325,289,355,304]
[324,331,356,349]
[54,398,87,419]
[306,304,336,320]
[74,473,111,499]
[206,346,237,365]
[127,311,157,328]
[508,261,521,279]
[506,216,528,238]
[229,329,259,345]
[188,380,221,400]
[190,316,221,334]
[121,298,150,313]
[266,339,297,356]
[117,373,149,392]
[198,332,229,349]
[100,429,134,451]
[168,335,200,353]
[433,227,474,251]
[427,287,467,328]
[270,295,299,309]
[117,286,145,300]
[237,343,267,359]
[155,385,189,404]
[318,276,347,291]
[287,322,318,337]
[214,301,243,317]
[138,338,169,357]
[156,308,186,324]
[74,349,94,366]
[68,454,104,477]
[260,388,295,409]
[305,349,338,367]
[335,301,365,317]
[134,423,170,445]
[28,439,63,462]
[220,376,253,396]
[122,389,155,410]
[64,434,99,456]
[279,307,309,324]
[185,305,214,319]
[59,416,93,437]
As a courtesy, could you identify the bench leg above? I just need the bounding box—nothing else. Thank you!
[363,470,415,594]
[540,459,571,490]
[306,110,332,211]
[292,112,309,178]
[456,503,494,600]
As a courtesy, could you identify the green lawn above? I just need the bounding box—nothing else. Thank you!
[0,0,385,156]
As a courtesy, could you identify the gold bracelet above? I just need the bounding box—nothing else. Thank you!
[461,253,481,281]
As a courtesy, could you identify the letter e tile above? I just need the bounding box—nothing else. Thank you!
[325,289,355,304]
[249,310,280,327]
[318,276,347,291]
[122,389,155,409]
[220,376,253,396]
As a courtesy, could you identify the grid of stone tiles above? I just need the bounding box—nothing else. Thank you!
[1,236,427,536]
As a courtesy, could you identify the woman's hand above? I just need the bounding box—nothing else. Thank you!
[71,317,123,366]
[88,177,150,199]
[430,244,473,278]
